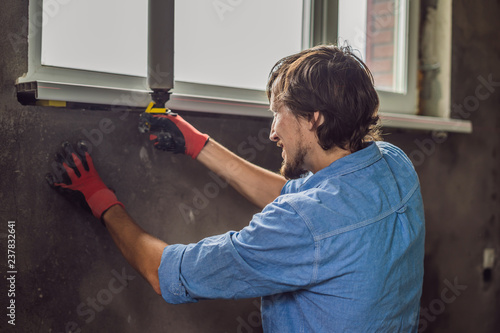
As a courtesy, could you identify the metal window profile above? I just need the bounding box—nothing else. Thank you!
[148,0,174,104]
[16,0,471,134]
[168,0,314,117]
[312,0,417,115]
[380,112,472,133]
[311,0,339,45]
[168,0,327,118]
[16,0,175,108]
[316,0,420,115]
[375,0,419,115]
[169,0,471,133]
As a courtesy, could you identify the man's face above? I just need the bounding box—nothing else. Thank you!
[269,101,310,180]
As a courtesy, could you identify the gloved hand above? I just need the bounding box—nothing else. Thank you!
[46,140,124,220]
[139,111,209,159]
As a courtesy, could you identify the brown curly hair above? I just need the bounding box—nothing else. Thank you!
[267,44,382,153]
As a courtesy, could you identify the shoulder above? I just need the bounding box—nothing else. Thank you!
[236,194,316,250]
[253,192,321,231]
[259,193,315,223]
[375,141,418,179]
[376,141,413,164]
[265,191,328,234]
[280,172,313,195]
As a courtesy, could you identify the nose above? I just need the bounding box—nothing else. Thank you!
[269,117,278,142]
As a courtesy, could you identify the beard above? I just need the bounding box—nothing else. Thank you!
[280,144,308,180]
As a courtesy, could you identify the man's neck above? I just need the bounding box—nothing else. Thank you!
[306,145,352,174]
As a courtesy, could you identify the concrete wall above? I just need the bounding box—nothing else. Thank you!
[0,0,499,332]
[416,0,500,331]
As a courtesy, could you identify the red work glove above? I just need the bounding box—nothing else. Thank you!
[46,141,124,220]
[139,111,209,159]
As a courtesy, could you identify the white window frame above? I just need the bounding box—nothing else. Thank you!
[16,0,156,109]
[167,0,311,117]
[16,0,472,133]
[375,0,418,115]
[169,0,421,117]
[313,0,418,114]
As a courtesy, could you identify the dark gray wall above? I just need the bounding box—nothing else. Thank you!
[416,1,500,331]
[1,0,499,332]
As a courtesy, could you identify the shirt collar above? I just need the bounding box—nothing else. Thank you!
[298,142,383,190]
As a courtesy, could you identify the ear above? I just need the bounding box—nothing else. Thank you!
[309,111,324,131]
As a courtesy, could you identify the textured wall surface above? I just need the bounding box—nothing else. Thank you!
[1,0,499,332]
[415,0,500,331]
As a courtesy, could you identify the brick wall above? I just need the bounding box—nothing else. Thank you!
[366,0,396,89]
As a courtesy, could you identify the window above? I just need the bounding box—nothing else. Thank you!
[174,0,305,91]
[16,0,471,132]
[168,0,309,117]
[337,0,417,114]
[340,0,407,93]
[41,0,147,77]
[169,0,419,117]
[17,0,153,108]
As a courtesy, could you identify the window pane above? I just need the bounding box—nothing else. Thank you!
[41,0,148,77]
[338,0,408,93]
[174,0,305,91]
[41,0,305,92]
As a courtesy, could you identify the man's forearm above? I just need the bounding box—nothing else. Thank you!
[197,140,286,209]
[102,204,167,295]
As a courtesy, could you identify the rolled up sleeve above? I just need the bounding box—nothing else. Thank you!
[158,199,316,304]
[158,244,199,304]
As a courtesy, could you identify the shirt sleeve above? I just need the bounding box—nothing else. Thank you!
[158,198,316,304]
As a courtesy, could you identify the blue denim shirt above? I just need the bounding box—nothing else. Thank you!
[158,141,425,332]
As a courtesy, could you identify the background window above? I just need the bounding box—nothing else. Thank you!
[18,0,470,133]
[174,0,304,91]
[41,0,148,77]
[339,0,408,94]
[17,0,412,113]
[169,0,310,116]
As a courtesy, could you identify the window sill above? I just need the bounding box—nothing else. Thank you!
[16,82,472,134]
[170,94,473,134]
[379,112,472,133]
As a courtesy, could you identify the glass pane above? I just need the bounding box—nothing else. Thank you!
[338,0,408,93]
[174,0,304,91]
[41,0,148,77]
[41,0,304,92]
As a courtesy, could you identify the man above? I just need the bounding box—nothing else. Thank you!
[48,45,425,332]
